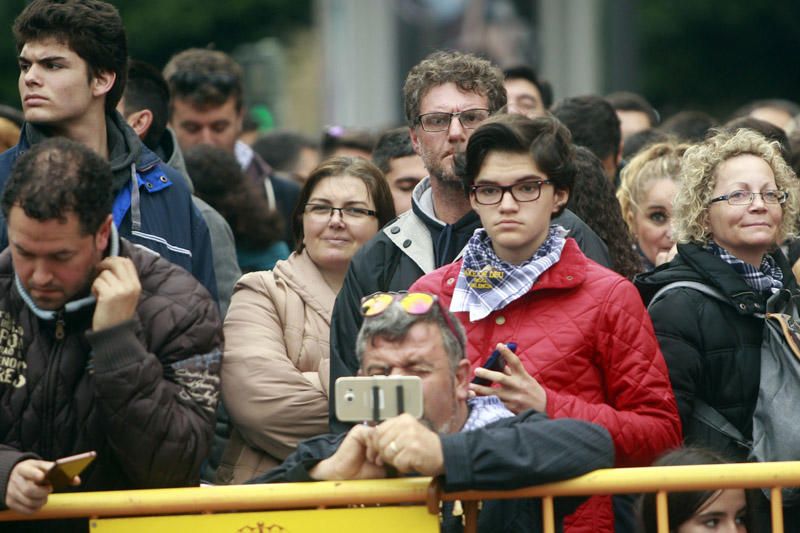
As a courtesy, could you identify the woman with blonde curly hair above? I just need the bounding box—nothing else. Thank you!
[618,141,688,270]
[636,128,800,464]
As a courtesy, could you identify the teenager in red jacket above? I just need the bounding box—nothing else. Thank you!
[410,114,681,533]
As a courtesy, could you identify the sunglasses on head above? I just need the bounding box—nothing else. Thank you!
[360,292,464,350]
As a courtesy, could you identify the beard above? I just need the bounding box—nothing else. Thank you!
[422,151,465,192]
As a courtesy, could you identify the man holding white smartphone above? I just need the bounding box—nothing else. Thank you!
[251,292,614,532]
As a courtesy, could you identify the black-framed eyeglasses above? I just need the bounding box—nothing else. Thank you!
[470,179,553,205]
[304,203,377,220]
[709,190,787,206]
[416,108,490,132]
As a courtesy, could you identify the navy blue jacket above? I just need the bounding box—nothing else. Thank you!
[0,117,218,301]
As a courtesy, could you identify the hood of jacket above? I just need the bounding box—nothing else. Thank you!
[272,250,337,322]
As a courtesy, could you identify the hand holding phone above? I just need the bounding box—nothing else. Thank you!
[45,451,96,490]
[472,342,517,385]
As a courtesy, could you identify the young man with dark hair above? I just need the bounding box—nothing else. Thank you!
[119,58,241,317]
[0,138,221,527]
[371,127,426,213]
[252,130,320,185]
[503,65,553,118]
[0,0,218,301]
[552,95,622,182]
[163,48,300,246]
[605,91,659,143]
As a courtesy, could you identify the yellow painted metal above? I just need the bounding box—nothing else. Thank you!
[656,491,669,533]
[0,478,432,522]
[541,496,555,533]
[91,506,438,532]
[770,487,784,532]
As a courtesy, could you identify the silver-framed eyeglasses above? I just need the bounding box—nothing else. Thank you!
[416,108,490,132]
[470,179,553,205]
[304,203,377,220]
[709,190,787,206]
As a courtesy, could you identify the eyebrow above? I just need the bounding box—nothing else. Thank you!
[307,197,370,207]
[475,174,546,185]
[19,54,68,63]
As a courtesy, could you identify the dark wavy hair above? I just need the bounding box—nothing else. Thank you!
[403,50,506,128]
[568,147,642,279]
[292,156,396,252]
[639,448,745,533]
[2,137,113,234]
[462,114,575,218]
[184,145,284,250]
[14,0,128,114]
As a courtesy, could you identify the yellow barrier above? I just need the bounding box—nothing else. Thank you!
[1,461,798,532]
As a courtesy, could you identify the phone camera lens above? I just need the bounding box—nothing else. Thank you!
[344,390,355,403]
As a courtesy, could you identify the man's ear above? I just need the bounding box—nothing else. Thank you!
[125,109,153,141]
[408,126,422,156]
[552,188,569,214]
[91,70,116,99]
[94,214,113,254]
[454,359,471,401]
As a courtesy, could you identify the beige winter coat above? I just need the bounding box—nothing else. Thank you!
[216,250,333,484]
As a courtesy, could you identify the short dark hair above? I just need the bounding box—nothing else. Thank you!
[321,127,376,158]
[621,128,670,161]
[163,48,244,111]
[123,59,170,150]
[658,110,718,143]
[403,50,506,128]
[252,131,319,174]
[2,137,113,234]
[605,91,659,126]
[503,65,553,109]
[730,98,800,122]
[372,127,416,174]
[725,116,792,163]
[291,157,396,252]
[184,144,283,251]
[13,0,128,115]
[552,95,621,163]
[462,114,575,217]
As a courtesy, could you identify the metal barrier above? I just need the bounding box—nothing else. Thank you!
[1,461,798,532]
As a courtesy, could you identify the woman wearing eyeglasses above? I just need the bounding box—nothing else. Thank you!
[411,114,681,533]
[217,157,395,484]
[636,129,800,467]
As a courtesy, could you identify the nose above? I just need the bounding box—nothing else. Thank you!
[22,65,39,86]
[327,208,346,227]
[447,115,467,142]
[498,189,519,211]
[199,127,215,145]
[30,261,53,287]
[749,193,767,210]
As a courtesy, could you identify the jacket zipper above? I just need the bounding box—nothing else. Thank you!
[42,311,65,457]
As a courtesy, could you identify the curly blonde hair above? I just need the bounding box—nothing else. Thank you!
[617,141,687,234]
[672,128,800,244]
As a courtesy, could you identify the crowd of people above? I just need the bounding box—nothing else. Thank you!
[0,1,799,532]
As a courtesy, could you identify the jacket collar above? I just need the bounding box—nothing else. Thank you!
[14,223,120,320]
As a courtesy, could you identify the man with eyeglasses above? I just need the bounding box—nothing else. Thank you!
[329,51,610,433]
[163,48,300,247]
[0,0,218,301]
[252,292,614,533]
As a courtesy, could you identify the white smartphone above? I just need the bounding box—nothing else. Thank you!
[335,376,423,422]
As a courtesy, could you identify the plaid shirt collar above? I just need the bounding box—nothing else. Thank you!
[450,225,568,321]
[705,240,783,294]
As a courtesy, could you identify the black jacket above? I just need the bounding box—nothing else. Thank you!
[250,410,614,533]
[635,242,797,459]
[0,239,222,531]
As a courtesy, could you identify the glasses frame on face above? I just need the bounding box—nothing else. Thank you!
[360,292,465,351]
[709,189,787,206]
[415,108,491,133]
[470,178,553,206]
[304,203,377,221]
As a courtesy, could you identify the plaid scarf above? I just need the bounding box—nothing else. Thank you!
[705,240,783,294]
[451,225,568,321]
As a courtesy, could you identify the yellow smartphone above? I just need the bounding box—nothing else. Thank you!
[46,451,96,489]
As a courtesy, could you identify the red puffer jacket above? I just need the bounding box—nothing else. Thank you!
[411,238,681,533]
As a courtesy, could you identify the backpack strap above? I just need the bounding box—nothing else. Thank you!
[648,280,728,311]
